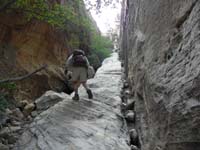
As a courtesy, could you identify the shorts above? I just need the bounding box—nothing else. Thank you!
[70,67,87,82]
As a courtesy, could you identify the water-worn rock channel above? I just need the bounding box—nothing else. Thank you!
[14,53,130,150]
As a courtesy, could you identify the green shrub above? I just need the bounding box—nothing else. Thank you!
[0,94,9,112]
[87,54,101,70]
[90,33,113,63]
[0,83,16,111]
[0,83,16,90]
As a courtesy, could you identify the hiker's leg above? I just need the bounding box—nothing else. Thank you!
[82,81,89,90]
[72,81,81,100]
[82,81,93,99]
[73,81,78,93]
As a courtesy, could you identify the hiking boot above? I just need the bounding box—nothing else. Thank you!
[87,89,93,99]
[72,93,79,101]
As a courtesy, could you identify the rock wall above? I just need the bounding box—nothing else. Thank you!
[0,0,97,102]
[120,0,200,150]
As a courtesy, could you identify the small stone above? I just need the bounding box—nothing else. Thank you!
[0,127,10,138]
[11,120,21,126]
[7,134,18,144]
[130,145,139,150]
[23,103,35,116]
[9,144,14,149]
[35,91,66,111]
[0,112,9,126]
[12,108,24,120]
[125,90,130,95]
[129,129,138,143]
[123,82,129,89]
[19,100,29,109]
[27,115,33,121]
[121,103,127,109]
[9,126,21,133]
[31,111,38,117]
[5,108,12,115]
[125,110,135,122]
[0,143,9,150]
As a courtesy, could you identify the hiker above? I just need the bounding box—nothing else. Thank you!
[64,49,93,101]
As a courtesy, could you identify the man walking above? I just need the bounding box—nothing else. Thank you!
[65,49,93,101]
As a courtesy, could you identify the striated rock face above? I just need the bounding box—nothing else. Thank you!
[0,0,96,101]
[120,0,200,150]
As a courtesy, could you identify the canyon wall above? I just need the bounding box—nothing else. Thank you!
[0,0,97,102]
[120,0,200,150]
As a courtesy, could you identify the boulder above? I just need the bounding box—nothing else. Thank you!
[125,110,135,122]
[0,127,10,139]
[0,126,21,139]
[7,134,18,144]
[12,108,24,120]
[130,145,139,150]
[5,108,12,115]
[0,112,9,126]
[0,143,9,150]
[11,120,21,126]
[129,129,138,145]
[31,111,38,117]
[35,91,68,111]
[23,103,35,116]
[19,100,29,110]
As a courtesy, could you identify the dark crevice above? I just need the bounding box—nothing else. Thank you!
[175,0,198,29]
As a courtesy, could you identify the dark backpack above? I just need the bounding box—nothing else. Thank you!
[72,54,87,67]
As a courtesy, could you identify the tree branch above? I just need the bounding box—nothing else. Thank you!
[0,64,48,84]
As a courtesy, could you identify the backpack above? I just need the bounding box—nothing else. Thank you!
[71,49,87,67]
[87,66,95,79]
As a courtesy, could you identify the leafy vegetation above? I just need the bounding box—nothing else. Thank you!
[90,33,113,61]
[1,0,114,67]
[0,94,9,112]
[0,83,16,90]
[0,83,16,111]
[11,0,79,28]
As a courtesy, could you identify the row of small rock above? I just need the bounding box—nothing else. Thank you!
[0,100,35,150]
[121,81,140,150]
[0,90,67,150]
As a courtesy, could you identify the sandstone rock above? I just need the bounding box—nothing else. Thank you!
[0,127,10,139]
[35,90,68,111]
[121,102,127,111]
[0,126,21,139]
[31,111,38,117]
[0,113,9,126]
[11,120,21,126]
[129,129,138,145]
[120,0,200,149]
[130,145,139,150]
[123,82,129,89]
[0,0,100,103]
[19,100,29,109]
[0,143,9,150]
[9,126,21,133]
[12,108,24,120]
[5,108,12,115]
[125,110,135,122]
[23,103,35,116]
[7,134,17,144]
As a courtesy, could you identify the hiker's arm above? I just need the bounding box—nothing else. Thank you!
[64,55,72,74]
[85,56,90,67]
